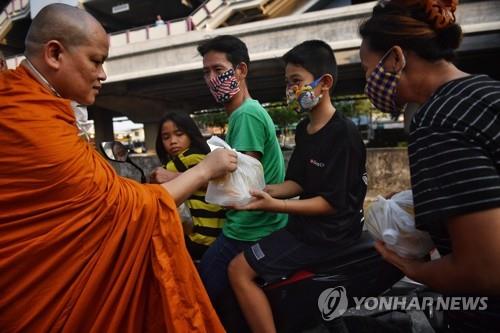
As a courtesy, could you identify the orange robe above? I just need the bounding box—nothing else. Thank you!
[0,66,225,332]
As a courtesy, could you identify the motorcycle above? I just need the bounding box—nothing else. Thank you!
[100,141,437,333]
[216,230,415,333]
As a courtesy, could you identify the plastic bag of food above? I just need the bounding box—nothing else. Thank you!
[205,136,265,206]
[365,190,434,258]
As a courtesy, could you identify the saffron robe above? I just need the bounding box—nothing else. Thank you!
[0,66,225,333]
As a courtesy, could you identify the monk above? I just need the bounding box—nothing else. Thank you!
[0,50,6,72]
[0,4,236,332]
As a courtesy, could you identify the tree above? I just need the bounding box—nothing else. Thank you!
[265,103,301,146]
[193,110,228,135]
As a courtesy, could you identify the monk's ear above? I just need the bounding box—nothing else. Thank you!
[43,40,65,70]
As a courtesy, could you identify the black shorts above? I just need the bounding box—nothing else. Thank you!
[244,228,338,284]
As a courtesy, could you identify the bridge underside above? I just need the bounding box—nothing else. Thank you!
[91,31,500,123]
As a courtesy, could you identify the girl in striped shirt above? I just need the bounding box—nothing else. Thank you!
[155,112,226,260]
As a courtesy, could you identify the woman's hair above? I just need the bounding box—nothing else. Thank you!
[155,112,210,165]
[359,0,462,61]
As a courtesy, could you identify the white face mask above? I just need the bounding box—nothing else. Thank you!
[71,101,92,140]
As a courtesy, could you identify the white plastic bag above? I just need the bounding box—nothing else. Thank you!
[205,136,265,206]
[177,203,193,224]
[177,203,193,235]
[365,190,434,259]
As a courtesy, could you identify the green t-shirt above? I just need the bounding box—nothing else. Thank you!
[224,98,288,241]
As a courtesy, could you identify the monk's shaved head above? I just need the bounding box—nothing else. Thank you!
[22,3,108,105]
[25,4,104,57]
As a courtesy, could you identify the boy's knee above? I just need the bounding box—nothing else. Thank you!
[228,253,252,283]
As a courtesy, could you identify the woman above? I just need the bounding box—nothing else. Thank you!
[359,0,500,331]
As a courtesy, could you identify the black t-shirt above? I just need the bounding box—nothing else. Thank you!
[410,75,500,254]
[285,111,367,245]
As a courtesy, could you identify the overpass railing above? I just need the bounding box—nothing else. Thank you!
[0,0,29,40]
[108,0,261,47]
[3,0,29,16]
[109,0,227,47]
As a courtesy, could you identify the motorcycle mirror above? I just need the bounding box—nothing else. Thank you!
[100,141,147,183]
[100,141,129,162]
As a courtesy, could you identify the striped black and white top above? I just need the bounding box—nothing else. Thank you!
[409,75,500,254]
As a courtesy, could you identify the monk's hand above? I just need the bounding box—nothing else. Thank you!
[150,167,178,184]
[199,148,237,181]
[234,189,281,212]
[374,240,425,281]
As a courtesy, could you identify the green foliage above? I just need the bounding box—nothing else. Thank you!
[333,95,373,118]
[193,111,228,134]
[265,103,300,128]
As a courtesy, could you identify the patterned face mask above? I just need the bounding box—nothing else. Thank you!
[286,77,323,113]
[364,48,406,117]
[207,68,240,104]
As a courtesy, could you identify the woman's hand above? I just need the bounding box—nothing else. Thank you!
[374,240,425,280]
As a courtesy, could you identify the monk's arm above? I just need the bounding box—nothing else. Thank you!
[161,148,237,205]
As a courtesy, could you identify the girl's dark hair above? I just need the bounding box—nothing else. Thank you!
[155,112,210,165]
[359,0,462,61]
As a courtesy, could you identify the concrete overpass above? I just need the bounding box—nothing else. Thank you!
[83,0,500,148]
[4,0,500,149]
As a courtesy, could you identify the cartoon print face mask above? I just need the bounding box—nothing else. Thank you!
[286,77,323,113]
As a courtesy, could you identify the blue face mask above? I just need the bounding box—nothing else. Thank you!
[286,77,323,113]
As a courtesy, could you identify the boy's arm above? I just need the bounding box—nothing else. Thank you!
[235,189,335,215]
[264,180,302,199]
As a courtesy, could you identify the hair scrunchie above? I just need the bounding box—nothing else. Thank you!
[423,0,458,30]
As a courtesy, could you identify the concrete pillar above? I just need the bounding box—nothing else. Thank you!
[143,122,159,154]
[404,103,420,133]
[92,108,114,150]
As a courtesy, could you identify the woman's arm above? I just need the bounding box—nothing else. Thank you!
[375,207,500,295]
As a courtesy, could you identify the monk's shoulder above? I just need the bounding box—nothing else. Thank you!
[1,66,70,115]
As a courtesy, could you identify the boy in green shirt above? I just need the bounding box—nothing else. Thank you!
[197,35,287,304]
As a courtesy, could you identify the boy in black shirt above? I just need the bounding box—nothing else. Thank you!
[228,40,367,333]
